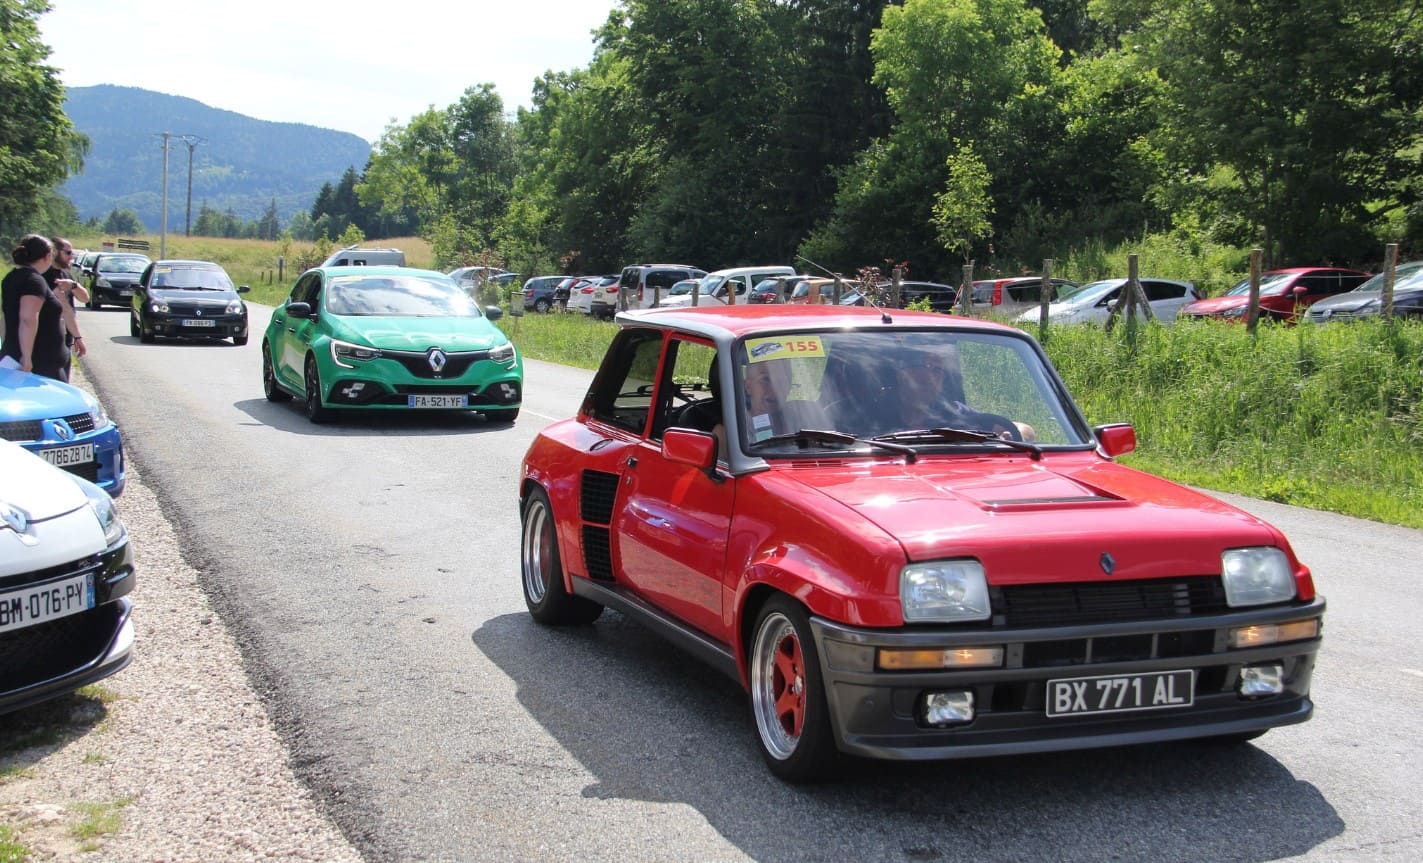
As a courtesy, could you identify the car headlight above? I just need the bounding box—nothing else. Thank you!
[76,477,126,547]
[1220,305,1248,318]
[330,339,382,368]
[488,342,516,364]
[1221,547,1296,607]
[81,390,111,429]
[225,300,244,315]
[901,560,991,622]
[150,300,169,313]
[96,278,111,288]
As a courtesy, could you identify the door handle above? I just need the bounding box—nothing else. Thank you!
[625,457,638,468]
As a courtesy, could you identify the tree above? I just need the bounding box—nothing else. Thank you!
[932,143,995,261]
[102,208,144,235]
[1092,0,1423,264]
[0,0,88,239]
[257,198,280,241]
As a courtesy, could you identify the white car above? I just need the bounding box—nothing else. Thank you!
[0,440,134,715]
[658,265,796,309]
[1015,278,1201,326]
[564,277,599,315]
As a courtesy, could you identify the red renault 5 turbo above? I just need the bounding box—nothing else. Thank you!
[518,305,1323,781]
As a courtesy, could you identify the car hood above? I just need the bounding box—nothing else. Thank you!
[783,457,1284,583]
[0,440,87,522]
[1181,296,1246,314]
[327,316,508,351]
[150,288,241,303]
[0,367,93,422]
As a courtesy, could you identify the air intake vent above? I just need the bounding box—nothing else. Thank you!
[580,470,619,524]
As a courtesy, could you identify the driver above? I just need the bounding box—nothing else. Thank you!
[891,347,1036,442]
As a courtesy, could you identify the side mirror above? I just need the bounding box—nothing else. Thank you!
[285,301,313,318]
[662,428,719,477]
[1291,286,1308,297]
[237,285,251,293]
[1094,423,1137,458]
[485,305,504,320]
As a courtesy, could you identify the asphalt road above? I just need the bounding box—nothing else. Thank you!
[75,302,1423,862]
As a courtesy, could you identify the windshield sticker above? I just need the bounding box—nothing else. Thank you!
[154,266,172,273]
[744,336,825,363]
[751,412,775,441]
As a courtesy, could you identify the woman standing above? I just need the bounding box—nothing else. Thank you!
[2,233,86,381]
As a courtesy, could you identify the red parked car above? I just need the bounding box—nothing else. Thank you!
[518,305,1324,781]
[1178,267,1371,323]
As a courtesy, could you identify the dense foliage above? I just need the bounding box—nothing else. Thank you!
[307,0,1422,280]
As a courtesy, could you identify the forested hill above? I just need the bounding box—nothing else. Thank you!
[60,85,372,232]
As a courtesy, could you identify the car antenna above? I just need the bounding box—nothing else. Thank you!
[794,254,893,323]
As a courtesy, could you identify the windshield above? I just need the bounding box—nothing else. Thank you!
[1053,280,1117,304]
[325,274,483,317]
[100,256,149,274]
[1351,262,1423,293]
[733,328,1088,454]
[1223,273,1293,297]
[151,265,233,290]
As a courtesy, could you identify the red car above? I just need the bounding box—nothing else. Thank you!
[1178,267,1371,323]
[518,305,1323,781]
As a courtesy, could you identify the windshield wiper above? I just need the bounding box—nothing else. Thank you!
[874,427,1042,460]
[750,428,919,462]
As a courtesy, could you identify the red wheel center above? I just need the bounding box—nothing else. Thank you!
[772,633,805,738]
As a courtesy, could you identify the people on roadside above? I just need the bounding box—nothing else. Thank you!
[2,233,86,382]
[44,236,90,376]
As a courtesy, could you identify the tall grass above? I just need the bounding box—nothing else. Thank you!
[1039,317,1423,527]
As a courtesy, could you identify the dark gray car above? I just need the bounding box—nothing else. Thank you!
[1305,261,1423,323]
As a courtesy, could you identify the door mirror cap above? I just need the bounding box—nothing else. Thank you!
[1094,423,1137,458]
[663,428,718,472]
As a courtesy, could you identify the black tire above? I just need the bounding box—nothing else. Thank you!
[486,407,520,424]
[748,595,837,782]
[232,333,249,346]
[262,345,291,403]
[87,293,100,311]
[303,356,333,423]
[534,299,550,314]
[138,316,155,344]
[520,488,602,625]
[129,313,139,338]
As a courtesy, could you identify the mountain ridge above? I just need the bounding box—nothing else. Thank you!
[61,85,373,232]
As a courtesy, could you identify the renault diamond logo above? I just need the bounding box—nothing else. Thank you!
[427,348,448,375]
[53,421,73,441]
[195,308,203,316]
[1,502,27,533]
[1100,552,1117,575]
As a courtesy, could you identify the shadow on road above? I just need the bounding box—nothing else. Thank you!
[473,611,1343,863]
[233,397,519,438]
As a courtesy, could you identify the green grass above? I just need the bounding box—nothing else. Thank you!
[68,799,131,850]
[0,825,31,862]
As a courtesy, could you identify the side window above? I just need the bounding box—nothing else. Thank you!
[1337,274,1369,292]
[289,273,319,306]
[651,338,719,440]
[587,329,666,435]
[647,271,678,291]
[1144,281,1185,301]
[1297,275,1335,297]
[1010,282,1041,303]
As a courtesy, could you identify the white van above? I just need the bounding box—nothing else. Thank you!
[659,265,795,308]
[321,246,407,268]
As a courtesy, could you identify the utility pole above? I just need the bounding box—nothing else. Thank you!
[159,131,170,258]
[180,136,204,236]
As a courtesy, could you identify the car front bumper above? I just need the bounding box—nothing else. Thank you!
[0,535,135,716]
[316,350,523,413]
[146,313,248,340]
[808,596,1324,760]
[14,422,126,497]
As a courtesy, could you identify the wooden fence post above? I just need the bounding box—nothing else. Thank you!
[891,266,903,309]
[959,262,975,315]
[1382,243,1399,319]
[1037,259,1054,339]
[1246,248,1262,333]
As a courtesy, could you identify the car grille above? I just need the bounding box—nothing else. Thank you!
[0,603,123,693]
[990,576,1229,628]
[0,412,93,442]
[163,302,232,315]
[383,349,493,379]
[58,461,101,483]
[0,553,101,592]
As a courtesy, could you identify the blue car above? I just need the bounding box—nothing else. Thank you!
[0,367,126,497]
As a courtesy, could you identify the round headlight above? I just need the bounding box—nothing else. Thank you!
[151,300,169,313]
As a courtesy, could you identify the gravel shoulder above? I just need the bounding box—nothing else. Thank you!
[0,367,362,862]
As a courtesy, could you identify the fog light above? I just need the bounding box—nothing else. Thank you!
[923,690,975,725]
[878,647,1003,670]
[1229,618,1319,649]
[1238,664,1285,697]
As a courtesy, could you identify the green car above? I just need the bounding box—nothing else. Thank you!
[262,266,522,424]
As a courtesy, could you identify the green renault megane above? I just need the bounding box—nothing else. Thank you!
[262,266,522,424]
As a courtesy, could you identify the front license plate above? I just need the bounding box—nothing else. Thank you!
[408,394,468,408]
[0,572,96,634]
[1046,669,1195,717]
[40,443,94,467]
[182,319,216,327]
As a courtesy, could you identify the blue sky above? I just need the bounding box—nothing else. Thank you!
[40,0,611,143]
